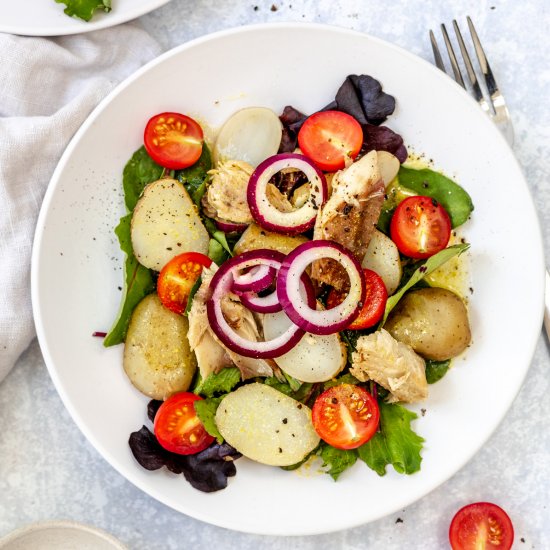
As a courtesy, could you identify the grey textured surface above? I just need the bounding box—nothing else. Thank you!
[1,0,549,548]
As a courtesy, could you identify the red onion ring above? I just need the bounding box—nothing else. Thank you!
[247,153,327,235]
[277,240,365,335]
[214,218,248,234]
[232,264,276,293]
[207,249,315,358]
[238,271,315,314]
[237,288,281,314]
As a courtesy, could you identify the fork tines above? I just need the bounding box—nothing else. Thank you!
[430,16,513,144]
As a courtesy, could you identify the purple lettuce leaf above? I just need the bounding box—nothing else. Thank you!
[335,75,396,126]
[182,443,240,493]
[278,105,308,153]
[147,399,163,423]
[278,74,407,161]
[128,426,170,471]
[361,123,408,163]
[129,402,242,493]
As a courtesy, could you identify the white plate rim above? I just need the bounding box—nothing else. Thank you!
[0,0,171,37]
[30,22,546,535]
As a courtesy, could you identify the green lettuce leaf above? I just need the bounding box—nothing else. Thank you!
[357,402,424,476]
[194,397,224,443]
[319,444,358,480]
[176,144,212,206]
[425,359,451,384]
[193,367,241,398]
[184,276,202,316]
[103,215,155,347]
[207,238,230,265]
[323,373,361,390]
[280,446,320,471]
[104,145,214,345]
[122,146,164,211]
[204,218,233,256]
[263,377,316,403]
[175,145,235,262]
[282,372,302,392]
[398,166,474,228]
[55,0,111,22]
[103,147,163,347]
[192,366,242,443]
[381,243,470,325]
[377,166,474,233]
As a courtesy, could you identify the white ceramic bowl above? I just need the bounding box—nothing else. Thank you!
[31,23,545,535]
[0,521,126,550]
[0,0,170,36]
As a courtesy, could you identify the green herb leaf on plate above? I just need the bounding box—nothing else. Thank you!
[357,401,424,476]
[280,445,320,471]
[381,243,470,325]
[263,377,315,403]
[122,146,164,212]
[103,146,163,347]
[203,217,234,255]
[283,372,303,392]
[323,373,361,390]
[55,0,111,22]
[176,143,212,206]
[207,238,231,265]
[398,166,474,228]
[193,367,241,398]
[194,397,224,443]
[425,359,451,384]
[319,443,358,480]
[184,276,203,316]
[103,214,155,347]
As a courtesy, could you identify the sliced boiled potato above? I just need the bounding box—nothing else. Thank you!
[214,107,283,167]
[376,151,400,186]
[362,229,402,295]
[385,287,471,361]
[234,222,308,256]
[131,178,209,271]
[263,310,346,383]
[215,383,319,466]
[123,294,196,400]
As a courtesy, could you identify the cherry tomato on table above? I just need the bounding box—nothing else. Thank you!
[327,268,388,330]
[157,252,212,315]
[390,195,451,259]
[144,112,204,170]
[297,110,363,172]
[154,392,214,455]
[449,502,514,550]
[312,384,379,450]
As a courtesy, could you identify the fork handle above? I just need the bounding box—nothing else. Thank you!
[545,270,550,340]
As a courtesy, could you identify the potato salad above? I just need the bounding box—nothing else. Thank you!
[102,74,473,492]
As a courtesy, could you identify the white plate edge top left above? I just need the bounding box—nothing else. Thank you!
[0,0,171,36]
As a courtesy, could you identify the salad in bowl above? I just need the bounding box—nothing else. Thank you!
[101,73,473,493]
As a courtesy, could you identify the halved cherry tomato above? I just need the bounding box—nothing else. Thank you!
[312,384,379,450]
[390,195,451,259]
[449,502,514,550]
[157,252,212,315]
[326,268,388,330]
[144,112,204,170]
[297,110,363,171]
[154,392,214,455]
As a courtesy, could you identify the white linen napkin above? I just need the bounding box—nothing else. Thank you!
[0,25,161,383]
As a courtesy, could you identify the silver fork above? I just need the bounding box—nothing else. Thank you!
[429,17,550,340]
[429,16,514,145]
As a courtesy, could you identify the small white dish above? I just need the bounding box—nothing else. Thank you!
[0,521,126,550]
[31,23,545,535]
[0,0,171,37]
